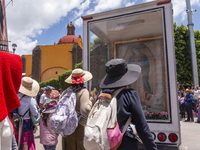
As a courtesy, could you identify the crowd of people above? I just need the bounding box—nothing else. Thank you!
[0,51,157,150]
[178,85,200,123]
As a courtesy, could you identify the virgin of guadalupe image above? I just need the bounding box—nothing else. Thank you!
[123,45,153,106]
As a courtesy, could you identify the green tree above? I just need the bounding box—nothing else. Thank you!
[75,61,82,69]
[39,62,83,91]
[46,79,59,90]
[58,70,72,90]
[195,30,200,80]
[174,22,200,86]
[39,81,47,89]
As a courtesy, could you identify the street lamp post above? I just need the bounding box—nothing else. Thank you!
[186,0,199,86]
[12,43,17,54]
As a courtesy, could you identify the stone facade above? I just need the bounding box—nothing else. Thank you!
[72,43,82,69]
[21,55,26,73]
[32,46,41,82]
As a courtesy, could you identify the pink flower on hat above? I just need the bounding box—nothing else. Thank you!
[72,75,85,84]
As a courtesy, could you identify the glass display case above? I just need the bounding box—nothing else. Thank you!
[88,8,170,121]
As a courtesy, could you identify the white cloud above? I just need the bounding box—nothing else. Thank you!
[74,0,91,17]
[172,0,186,18]
[5,0,85,55]
[73,0,123,30]
[123,0,135,7]
[73,0,91,27]
[5,0,200,55]
[74,17,83,27]
[86,0,123,14]
[191,0,200,6]
[91,34,97,42]
[172,0,200,21]
[143,0,200,21]
[126,2,135,7]
[14,37,38,55]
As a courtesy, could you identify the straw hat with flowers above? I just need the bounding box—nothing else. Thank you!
[65,69,93,84]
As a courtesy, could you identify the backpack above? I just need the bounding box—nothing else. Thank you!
[11,96,31,149]
[11,95,26,130]
[50,87,80,137]
[84,88,126,150]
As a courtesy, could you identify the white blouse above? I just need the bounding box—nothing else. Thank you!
[193,90,200,100]
[17,93,38,119]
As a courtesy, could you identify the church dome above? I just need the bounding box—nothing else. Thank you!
[57,22,78,45]
[58,35,78,44]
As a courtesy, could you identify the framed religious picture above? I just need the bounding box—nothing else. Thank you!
[114,36,169,121]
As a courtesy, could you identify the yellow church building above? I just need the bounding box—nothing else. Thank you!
[22,22,82,82]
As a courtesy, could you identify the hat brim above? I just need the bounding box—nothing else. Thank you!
[65,70,93,84]
[100,64,141,88]
[19,79,40,97]
[185,90,191,93]
[42,108,55,113]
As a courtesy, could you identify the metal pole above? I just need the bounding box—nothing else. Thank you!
[186,0,199,86]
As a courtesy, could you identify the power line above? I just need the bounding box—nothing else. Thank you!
[3,0,13,11]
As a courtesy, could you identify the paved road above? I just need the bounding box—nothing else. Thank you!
[179,118,200,150]
[34,118,200,150]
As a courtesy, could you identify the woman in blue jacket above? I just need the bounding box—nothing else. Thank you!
[185,89,194,122]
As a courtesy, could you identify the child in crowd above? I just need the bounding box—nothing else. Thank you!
[196,103,199,117]
[178,93,185,121]
[40,99,58,150]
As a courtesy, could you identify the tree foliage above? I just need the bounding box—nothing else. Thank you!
[58,70,72,90]
[46,79,60,90]
[174,22,200,86]
[74,61,83,69]
[39,62,83,90]
[39,81,47,89]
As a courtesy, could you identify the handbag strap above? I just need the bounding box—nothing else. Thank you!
[21,109,30,118]
[122,116,132,135]
[19,95,30,118]
[122,116,143,143]
[112,88,124,98]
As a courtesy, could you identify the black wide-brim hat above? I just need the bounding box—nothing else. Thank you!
[100,58,141,89]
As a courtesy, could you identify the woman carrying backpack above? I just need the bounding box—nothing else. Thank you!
[15,77,39,150]
[61,69,93,150]
[40,99,58,150]
[98,59,157,150]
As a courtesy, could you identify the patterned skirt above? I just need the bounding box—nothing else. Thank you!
[15,119,35,150]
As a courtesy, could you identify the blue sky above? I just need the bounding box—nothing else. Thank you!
[4,0,200,55]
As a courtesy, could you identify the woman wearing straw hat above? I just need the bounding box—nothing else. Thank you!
[15,77,40,150]
[99,58,157,150]
[62,68,93,150]
[184,89,194,122]
[40,99,58,150]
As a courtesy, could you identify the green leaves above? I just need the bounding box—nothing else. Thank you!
[39,62,83,90]
[74,61,83,69]
[174,22,200,85]
[58,70,72,90]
